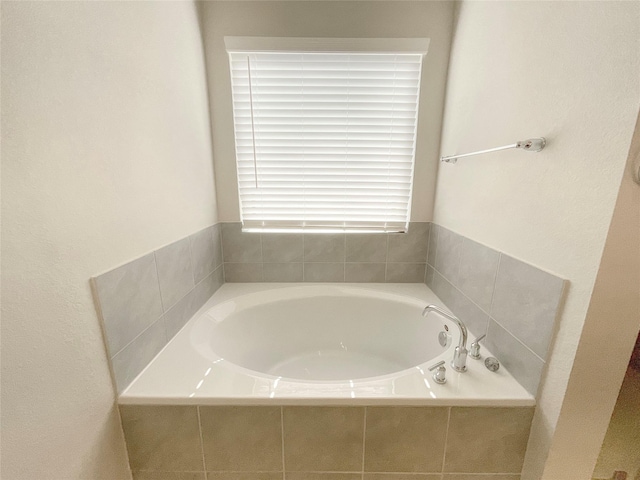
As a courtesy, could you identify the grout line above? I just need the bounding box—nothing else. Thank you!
[442,474,524,477]
[361,407,368,478]
[384,234,389,282]
[152,251,167,314]
[280,406,286,480]
[343,232,347,265]
[490,316,545,363]
[441,406,451,474]
[111,313,164,360]
[200,471,286,474]
[433,225,439,271]
[487,252,502,324]
[426,222,432,268]
[92,223,220,281]
[430,267,493,342]
[154,471,522,476]
[433,241,548,385]
[188,232,198,292]
[343,234,347,282]
[454,236,464,287]
[384,233,390,283]
[431,264,490,319]
[153,251,167,316]
[217,223,226,283]
[196,406,207,473]
[221,224,231,284]
[302,232,306,264]
[259,231,264,281]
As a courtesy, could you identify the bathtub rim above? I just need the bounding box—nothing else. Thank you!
[119,283,536,407]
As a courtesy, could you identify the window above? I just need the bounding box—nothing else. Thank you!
[226,37,429,233]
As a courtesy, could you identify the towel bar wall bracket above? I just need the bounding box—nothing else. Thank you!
[441,137,547,164]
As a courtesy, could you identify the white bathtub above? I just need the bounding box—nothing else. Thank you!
[120,283,535,406]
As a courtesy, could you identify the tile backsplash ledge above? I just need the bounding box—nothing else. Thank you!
[91,221,565,397]
[221,222,430,283]
[91,224,224,393]
[426,224,567,396]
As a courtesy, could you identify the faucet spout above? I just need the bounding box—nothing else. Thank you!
[422,304,468,372]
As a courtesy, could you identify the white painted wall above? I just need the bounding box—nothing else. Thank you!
[1,2,217,479]
[202,0,455,222]
[548,113,640,480]
[434,2,640,479]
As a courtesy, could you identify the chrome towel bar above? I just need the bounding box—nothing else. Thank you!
[440,137,546,163]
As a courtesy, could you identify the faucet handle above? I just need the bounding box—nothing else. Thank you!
[469,334,486,359]
[428,361,447,384]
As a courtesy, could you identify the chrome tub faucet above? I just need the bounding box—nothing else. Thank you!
[422,304,469,372]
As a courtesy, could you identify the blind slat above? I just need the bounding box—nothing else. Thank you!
[229,50,422,232]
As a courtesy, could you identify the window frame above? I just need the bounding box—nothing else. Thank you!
[225,37,430,234]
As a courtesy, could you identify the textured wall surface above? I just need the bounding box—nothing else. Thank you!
[545,114,640,479]
[1,2,217,478]
[201,0,455,222]
[434,2,640,479]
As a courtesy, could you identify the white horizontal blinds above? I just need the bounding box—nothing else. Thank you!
[229,51,423,232]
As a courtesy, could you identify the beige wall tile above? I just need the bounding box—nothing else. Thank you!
[456,238,499,314]
[133,472,206,480]
[190,226,217,284]
[120,405,203,472]
[364,407,448,473]
[345,263,386,282]
[434,228,462,284]
[346,234,388,263]
[262,233,303,263]
[387,222,430,263]
[364,474,441,480]
[208,473,283,480]
[155,237,195,311]
[287,474,361,480]
[283,407,364,472]
[304,234,345,262]
[111,318,167,392]
[224,263,263,282]
[263,263,304,282]
[93,253,163,355]
[427,224,439,267]
[484,321,545,395]
[442,475,520,480]
[221,223,262,263]
[444,407,534,473]
[385,263,426,283]
[491,255,565,360]
[200,406,283,472]
[303,263,344,282]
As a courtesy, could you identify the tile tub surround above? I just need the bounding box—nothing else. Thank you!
[92,224,224,393]
[120,405,533,479]
[425,224,566,395]
[221,222,430,283]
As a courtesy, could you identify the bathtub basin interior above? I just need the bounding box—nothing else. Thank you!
[193,287,448,381]
[120,283,535,406]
